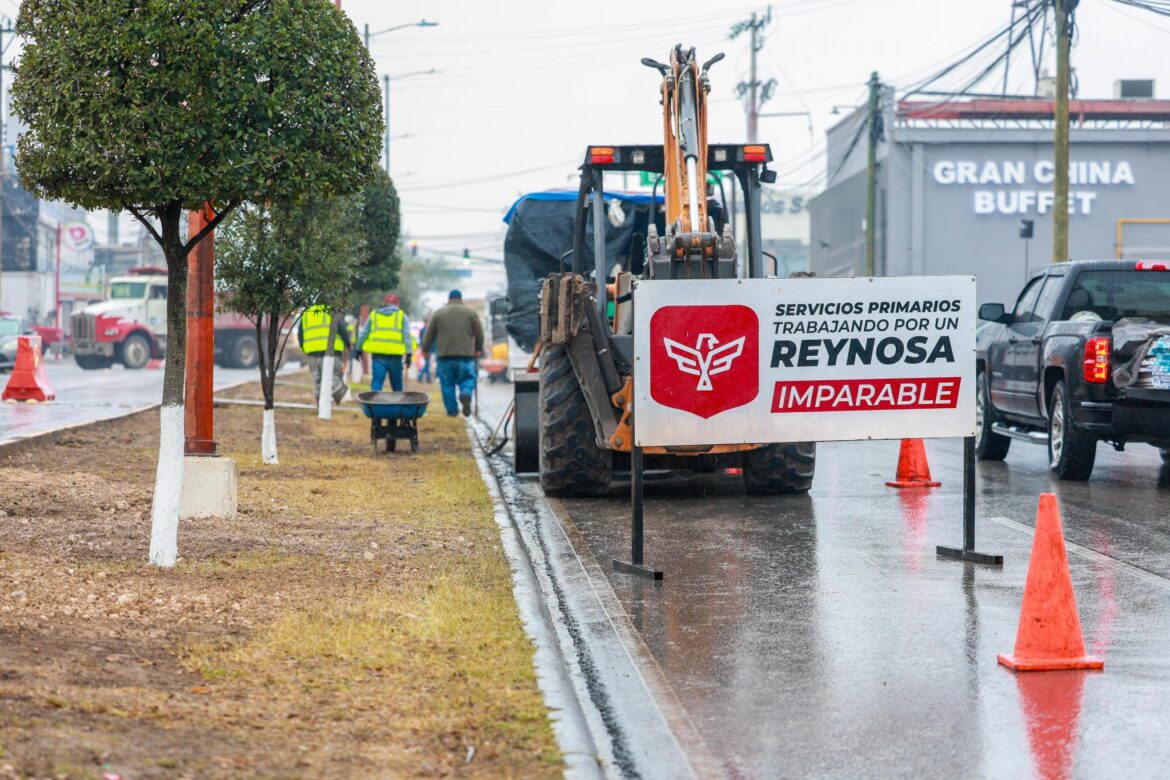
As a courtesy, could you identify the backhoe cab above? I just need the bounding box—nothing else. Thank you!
[524,46,814,498]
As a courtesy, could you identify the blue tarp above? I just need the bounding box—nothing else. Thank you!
[502,189,664,225]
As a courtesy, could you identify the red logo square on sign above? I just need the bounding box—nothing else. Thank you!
[649,305,759,419]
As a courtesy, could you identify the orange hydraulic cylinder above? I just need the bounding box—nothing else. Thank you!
[185,205,217,455]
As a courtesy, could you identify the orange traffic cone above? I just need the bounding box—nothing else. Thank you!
[2,335,55,403]
[998,493,1104,672]
[885,438,940,488]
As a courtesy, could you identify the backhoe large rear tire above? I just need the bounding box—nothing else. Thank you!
[743,442,816,495]
[538,342,612,497]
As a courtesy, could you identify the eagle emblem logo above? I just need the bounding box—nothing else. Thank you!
[649,305,759,419]
[663,334,746,391]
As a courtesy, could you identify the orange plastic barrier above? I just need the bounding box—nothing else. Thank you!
[2,335,56,403]
[885,438,940,488]
[998,493,1104,672]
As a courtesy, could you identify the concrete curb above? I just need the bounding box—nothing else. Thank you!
[466,418,702,780]
[465,423,605,780]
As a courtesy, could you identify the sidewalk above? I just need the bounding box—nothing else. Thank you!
[0,374,559,778]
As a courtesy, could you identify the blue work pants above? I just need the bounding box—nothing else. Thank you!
[370,355,404,392]
[437,357,476,415]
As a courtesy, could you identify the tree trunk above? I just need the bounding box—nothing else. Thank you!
[149,205,188,568]
[259,315,279,464]
[317,308,340,420]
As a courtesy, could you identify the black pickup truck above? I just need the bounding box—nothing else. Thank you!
[975,259,1170,480]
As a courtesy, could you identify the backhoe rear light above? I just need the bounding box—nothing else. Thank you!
[1135,261,1170,271]
[590,147,615,164]
[743,145,766,162]
[1083,336,1111,384]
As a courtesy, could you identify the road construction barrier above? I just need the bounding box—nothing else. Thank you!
[886,438,941,488]
[2,335,56,403]
[998,493,1104,672]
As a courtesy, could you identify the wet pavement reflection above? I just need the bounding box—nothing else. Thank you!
[477,385,1170,777]
[564,441,1170,778]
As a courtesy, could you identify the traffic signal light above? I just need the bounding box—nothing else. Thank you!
[411,240,418,256]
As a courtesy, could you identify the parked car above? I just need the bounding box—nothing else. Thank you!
[0,313,24,372]
[976,259,1170,480]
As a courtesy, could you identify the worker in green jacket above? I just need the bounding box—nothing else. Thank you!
[420,289,484,417]
[298,305,350,404]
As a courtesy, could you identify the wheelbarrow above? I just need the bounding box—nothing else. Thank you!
[357,391,429,454]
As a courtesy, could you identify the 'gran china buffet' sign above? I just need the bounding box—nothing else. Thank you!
[932,159,1135,216]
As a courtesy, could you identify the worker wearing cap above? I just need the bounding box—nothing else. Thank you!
[357,293,412,393]
[420,289,483,417]
[299,304,350,403]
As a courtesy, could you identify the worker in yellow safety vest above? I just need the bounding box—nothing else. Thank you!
[298,304,350,403]
[356,293,412,392]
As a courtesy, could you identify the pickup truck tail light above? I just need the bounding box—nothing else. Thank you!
[1083,336,1111,384]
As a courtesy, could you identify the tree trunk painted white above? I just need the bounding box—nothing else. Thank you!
[317,352,335,419]
[148,403,185,568]
[261,407,279,464]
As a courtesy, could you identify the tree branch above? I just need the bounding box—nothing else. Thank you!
[126,206,164,247]
[183,199,242,255]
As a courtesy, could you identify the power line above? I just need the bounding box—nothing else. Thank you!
[397,159,577,192]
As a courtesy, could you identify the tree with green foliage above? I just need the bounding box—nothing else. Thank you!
[357,167,402,293]
[217,194,365,465]
[12,0,382,567]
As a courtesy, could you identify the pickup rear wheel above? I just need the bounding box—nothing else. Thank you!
[975,371,1010,461]
[1048,380,1096,481]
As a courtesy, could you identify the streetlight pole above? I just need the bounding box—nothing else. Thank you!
[382,69,440,176]
[362,20,438,177]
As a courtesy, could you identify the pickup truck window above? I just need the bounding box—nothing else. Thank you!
[1012,277,1045,323]
[1060,271,1170,322]
[1033,277,1064,322]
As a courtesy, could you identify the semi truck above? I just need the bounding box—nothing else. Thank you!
[71,266,261,370]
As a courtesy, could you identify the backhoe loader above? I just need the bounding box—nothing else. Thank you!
[520,45,816,497]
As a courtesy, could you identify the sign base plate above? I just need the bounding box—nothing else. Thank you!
[936,546,1003,566]
[613,559,664,580]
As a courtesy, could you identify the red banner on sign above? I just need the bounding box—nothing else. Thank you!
[771,377,962,413]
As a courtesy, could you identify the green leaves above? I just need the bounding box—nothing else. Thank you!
[216,194,365,322]
[12,0,382,214]
[357,167,402,293]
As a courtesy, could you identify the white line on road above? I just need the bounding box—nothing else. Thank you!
[990,515,1170,592]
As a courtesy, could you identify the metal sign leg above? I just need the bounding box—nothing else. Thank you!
[937,436,1003,566]
[614,440,663,580]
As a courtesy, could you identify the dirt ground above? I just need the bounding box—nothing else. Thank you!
[0,373,560,779]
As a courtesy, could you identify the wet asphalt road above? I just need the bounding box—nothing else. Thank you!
[478,382,1170,779]
[0,360,260,444]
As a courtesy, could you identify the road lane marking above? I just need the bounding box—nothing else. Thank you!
[990,515,1170,592]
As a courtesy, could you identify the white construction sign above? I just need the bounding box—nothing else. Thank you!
[634,276,976,446]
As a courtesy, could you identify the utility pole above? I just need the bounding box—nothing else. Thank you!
[731,7,774,142]
[1053,0,1077,264]
[865,71,883,277]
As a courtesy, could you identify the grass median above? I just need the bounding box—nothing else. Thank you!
[0,372,559,779]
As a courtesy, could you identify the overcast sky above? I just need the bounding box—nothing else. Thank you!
[6,0,1169,299]
[340,0,1170,269]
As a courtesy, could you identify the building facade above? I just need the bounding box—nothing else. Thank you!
[809,97,1170,307]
